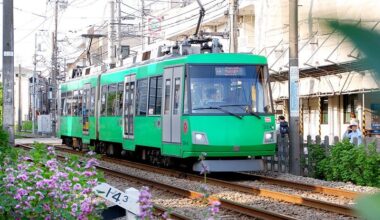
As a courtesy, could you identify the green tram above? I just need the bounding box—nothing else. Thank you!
[58,53,276,172]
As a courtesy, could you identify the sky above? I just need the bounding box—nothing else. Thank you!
[1,0,139,74]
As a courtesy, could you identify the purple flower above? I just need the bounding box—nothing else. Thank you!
[73,177,79,182]
[22,156,32,161]
[73,183,82,191]
[65,167,73,172]
[43,204,51,212]
[57,172,69,179]
[82,171,95,177]
[209,200,221,216]
[6,174,15,183]
[35,191,44,199]
[60,180,72,192]
[17,173,28,181]
[47,146,55,155]
[46,159,58,170]
[200,161,209,175]
[85,158,99,169]
[87,179,97,186]
[138,186,153,219]
[86,151,96,156]
[80,198,92,214]
[71,203,78,213]
[82,188,91,194]
[14,188,28,200]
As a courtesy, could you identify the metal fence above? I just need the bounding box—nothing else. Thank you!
[264,134,380,176]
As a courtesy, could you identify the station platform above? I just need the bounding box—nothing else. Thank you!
[15,138,63,146]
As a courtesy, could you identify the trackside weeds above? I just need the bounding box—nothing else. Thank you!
[0,143,221,219]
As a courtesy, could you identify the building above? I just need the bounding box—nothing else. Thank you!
[155,0,380,141]
[65,0,380,141]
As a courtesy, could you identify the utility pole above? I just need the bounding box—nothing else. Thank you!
[117,0,123,66]
[288,0,301,175]
[2,0,15,145]
[51,0,59,136]
[229,0,238,53]
[141,0,145,51]
[32,33,37,135]
[18,64,22,132]
[108,0,116,68]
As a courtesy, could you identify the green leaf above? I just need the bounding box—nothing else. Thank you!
[355,193,380,220]
[329,21,380,77]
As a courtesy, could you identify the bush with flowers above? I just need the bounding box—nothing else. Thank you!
[0,142,106,219]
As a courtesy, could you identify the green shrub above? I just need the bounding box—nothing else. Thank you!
[21,121,36,132]
[307,144,327,179]
[313,139,380,187]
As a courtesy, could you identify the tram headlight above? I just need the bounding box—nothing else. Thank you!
[264,131,276,144]
[192,132,209,145]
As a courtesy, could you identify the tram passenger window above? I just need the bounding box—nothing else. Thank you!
[136,78,148,116]
[107,84,117,116]
[60,92,66,116]
[78,90,83,116]
[148,76,163,115]
[164,79,171,114]
[101,85,107,116]
[90,87,95,116]
[117,83,124,115]
[66,91,73,116]
[184,76,188,114]
[72,90,79,116]
[173,78,181,115]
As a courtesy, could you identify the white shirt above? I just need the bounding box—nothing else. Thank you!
[348,129,362,145]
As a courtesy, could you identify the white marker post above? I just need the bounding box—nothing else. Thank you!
[93,183,140,219]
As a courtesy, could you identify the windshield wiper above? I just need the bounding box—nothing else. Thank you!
[192,106,243,119]
[219,104,261,119]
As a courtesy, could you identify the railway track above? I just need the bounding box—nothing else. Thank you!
[17,144,294,220]
[17,144,359,219]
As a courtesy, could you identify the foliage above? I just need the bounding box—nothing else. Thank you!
[313,140,380,187]
[0,143,106,219]
[21,121,36,132]
[355,193,380,220]
[306,144,327,179]
[0,83,2,127]
[329,21,380,79]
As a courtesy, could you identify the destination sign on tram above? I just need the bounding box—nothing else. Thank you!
[215,66,246,76]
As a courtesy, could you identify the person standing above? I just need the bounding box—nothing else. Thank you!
[277,116,289,138]
[347,121,362,145]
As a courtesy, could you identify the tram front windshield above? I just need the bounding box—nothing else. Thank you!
[188,65,272,115]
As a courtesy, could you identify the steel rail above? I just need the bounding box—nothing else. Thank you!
[98,156,356,217]
[240,173,360,199]
[33,144,357,217]
[99,165,295,220]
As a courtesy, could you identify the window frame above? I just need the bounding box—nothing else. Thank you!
[135,78,149,116]
[106,83,118,116]
[148,76,163,116]
[101,85,108,116]
[343,94,358,124]
[320,97,329,124]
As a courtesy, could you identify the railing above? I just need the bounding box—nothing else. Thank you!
[264,134,379,176]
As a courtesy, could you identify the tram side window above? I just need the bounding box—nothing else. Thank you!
[116,83,123,115]
[136,78,148,116]
[77,90,83,116]
[66,91,73,116]
[107,84,118,116]
[60,92,66,116]
[148,76,163,115]
[72,90,79,116]
[89,87,95,116]
[101,85,107,116]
